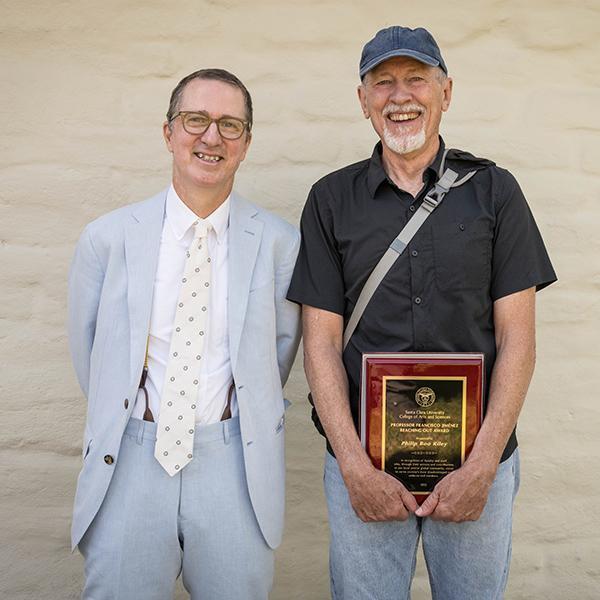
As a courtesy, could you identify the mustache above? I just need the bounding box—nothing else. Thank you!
[382,103,425,116]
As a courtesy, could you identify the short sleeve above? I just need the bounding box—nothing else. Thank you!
[490,170,557,301]
[286,186,345,314]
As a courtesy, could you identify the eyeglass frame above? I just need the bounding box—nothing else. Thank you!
[168,110,251,140]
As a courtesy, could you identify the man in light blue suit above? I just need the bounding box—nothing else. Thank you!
[68,68,301,599]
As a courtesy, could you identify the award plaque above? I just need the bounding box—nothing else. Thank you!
[360,353,483,504]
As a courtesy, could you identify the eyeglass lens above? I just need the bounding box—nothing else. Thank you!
[182,112,245,139]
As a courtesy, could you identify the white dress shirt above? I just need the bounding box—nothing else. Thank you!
[133,185,235,424]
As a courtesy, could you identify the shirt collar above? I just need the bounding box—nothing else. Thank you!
[366,137,446,198]
[166,185,230,244]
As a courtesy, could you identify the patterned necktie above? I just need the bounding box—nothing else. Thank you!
[155,219,211,476]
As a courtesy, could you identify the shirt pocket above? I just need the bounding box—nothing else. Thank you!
[433,220,492,291]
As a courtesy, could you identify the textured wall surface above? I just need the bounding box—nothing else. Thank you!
[1,1,599,598]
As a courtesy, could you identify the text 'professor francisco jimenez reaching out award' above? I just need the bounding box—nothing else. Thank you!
[360,353,484,504]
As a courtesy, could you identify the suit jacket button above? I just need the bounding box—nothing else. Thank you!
[104,455,114,465]
[124,398,129,409]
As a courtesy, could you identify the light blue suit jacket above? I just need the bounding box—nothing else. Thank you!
[68,189,301,550]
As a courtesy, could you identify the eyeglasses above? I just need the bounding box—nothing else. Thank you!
[169,111,249,140]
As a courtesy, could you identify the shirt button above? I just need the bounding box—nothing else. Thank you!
[124,398,129,409]
[409,205,416,212]
[411,250,418,257]
[414,296,422,305]
[459,223,465,231]
[104,455,114,465]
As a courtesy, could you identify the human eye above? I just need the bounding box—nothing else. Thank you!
[219,118,244,135]
[186,113,210,126]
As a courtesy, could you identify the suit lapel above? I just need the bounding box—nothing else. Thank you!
[228,192,263,372]
[125,190,167,385]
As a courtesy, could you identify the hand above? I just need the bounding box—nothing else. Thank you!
[343,463,418,522]
[415,460,496,522]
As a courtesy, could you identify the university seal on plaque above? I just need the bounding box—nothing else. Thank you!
[415,387,436,407]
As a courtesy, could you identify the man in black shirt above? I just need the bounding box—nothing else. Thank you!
[287,26,556,599]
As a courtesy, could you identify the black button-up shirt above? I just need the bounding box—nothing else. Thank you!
[287,139,557,461]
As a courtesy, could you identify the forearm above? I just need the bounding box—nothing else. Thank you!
[469,290,536,469]
[303,306,417,519]
[471,340,535,466]
[416,289,537,520]
[303,312,370,476]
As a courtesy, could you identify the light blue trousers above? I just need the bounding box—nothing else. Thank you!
[79,417,273,600]
[324,450,520,600]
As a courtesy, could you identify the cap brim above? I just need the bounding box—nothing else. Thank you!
[360,49,440,78]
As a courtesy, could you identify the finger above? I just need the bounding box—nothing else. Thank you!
[392,507,410,522]
[415,491,439,517]
[353,506,372,523]
[387,477,419,512]
[399,489,418,513]
[356,507,372,522]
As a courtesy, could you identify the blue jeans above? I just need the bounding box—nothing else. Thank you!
[324,450,520,600]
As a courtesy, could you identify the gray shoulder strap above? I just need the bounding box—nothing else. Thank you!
[342,158,476,350]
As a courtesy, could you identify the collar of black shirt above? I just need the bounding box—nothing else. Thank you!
[366,137,496,198]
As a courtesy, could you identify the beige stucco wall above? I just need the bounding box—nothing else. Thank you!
[2,1,599,598]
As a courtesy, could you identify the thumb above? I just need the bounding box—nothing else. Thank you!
[415,491,439,517]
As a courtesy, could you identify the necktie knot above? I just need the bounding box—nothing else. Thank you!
[193,219,211,240]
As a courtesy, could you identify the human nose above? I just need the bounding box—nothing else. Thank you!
[388,81,412,104]
[199,121,222,145]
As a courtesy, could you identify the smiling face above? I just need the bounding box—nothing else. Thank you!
[163,78,251,201]
[358,56,452,159]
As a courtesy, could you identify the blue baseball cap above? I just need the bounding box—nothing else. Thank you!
[359,26,448,79]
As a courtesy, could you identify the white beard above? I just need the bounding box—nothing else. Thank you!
[382,123,426,155]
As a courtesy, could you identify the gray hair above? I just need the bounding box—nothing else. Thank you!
[434,66,448,84]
